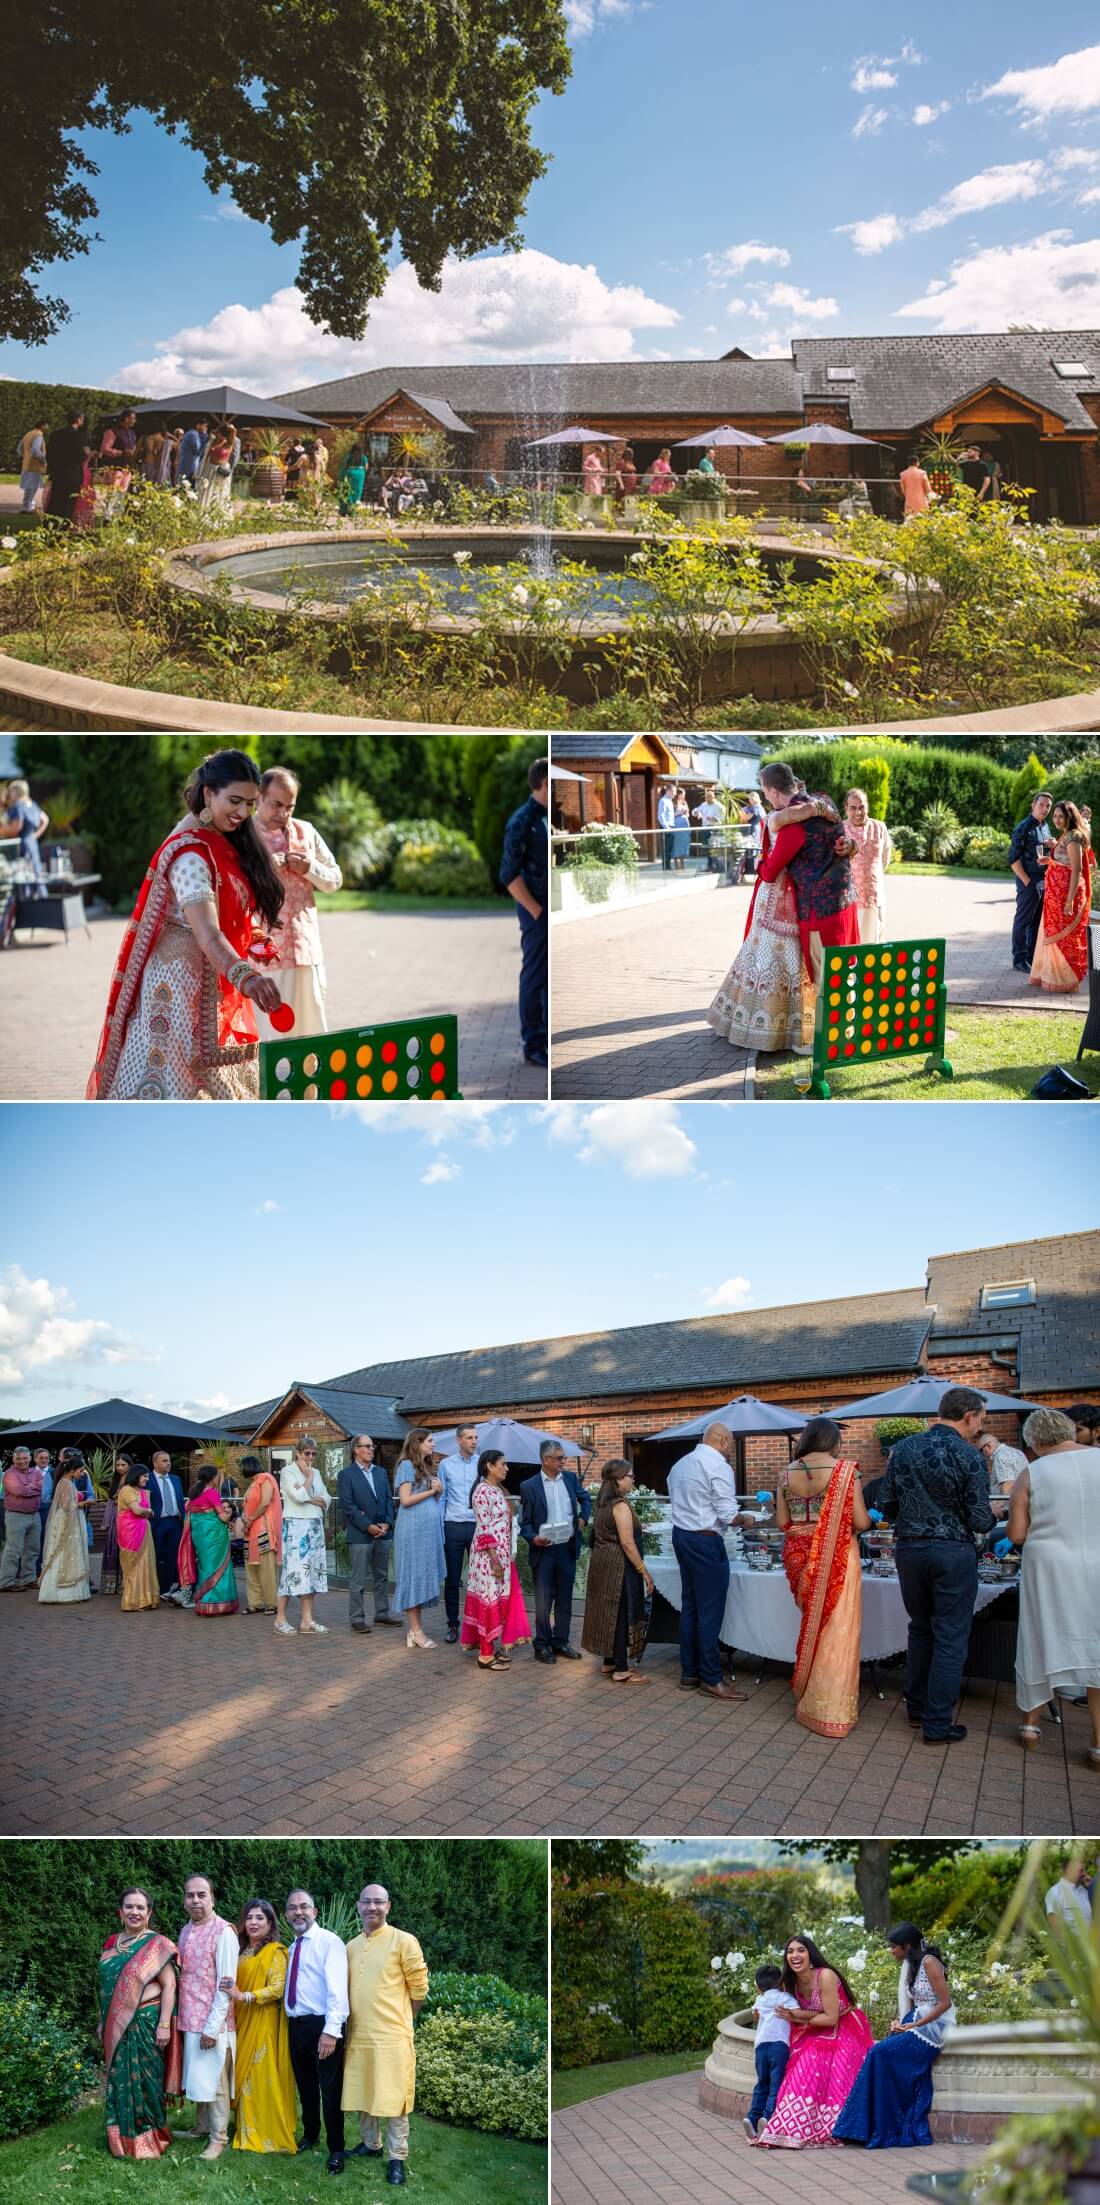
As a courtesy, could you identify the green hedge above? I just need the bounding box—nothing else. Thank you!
[466,736,547,885]
[0,1840,546,2041]
[0,1980,99,2141]
[772,736,1018,831]
[429,1972,547,2029]
[0,381,146,470]
[415,2012,547,2140]
[552,1877,719,2069]
[889,1847,1030,1937]
[389,827,490,896]
[1049,752,1100,826]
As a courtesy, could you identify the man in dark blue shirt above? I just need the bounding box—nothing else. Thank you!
[500,757,548,1069]
[879,1386,994,1744]
[1008,792,1052,971]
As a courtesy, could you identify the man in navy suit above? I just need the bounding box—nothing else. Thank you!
[519,1439,592,1664]
[148,1449,186,1598]
[337,1435,399,1634]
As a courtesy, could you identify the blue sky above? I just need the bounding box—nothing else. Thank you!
[3,1100,1096,1420]
[2,9,1100,395]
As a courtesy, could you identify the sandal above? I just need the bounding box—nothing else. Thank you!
[1088,1747,1100,1770]
[477,1657,497,1671]
[300,1621,328,1634]
[611,1669,652,1685]
[1018,1725,1042,1751]
[491,1653,511,1669]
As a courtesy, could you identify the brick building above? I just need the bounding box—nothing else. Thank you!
[225,1231,1099,1493]
[279,332,1100,523]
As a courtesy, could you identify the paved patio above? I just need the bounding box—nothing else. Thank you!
[550,871,1074,1099]
[1,1580,1094,1837]
[0,904,544,1101]
[552,2070,987,2205]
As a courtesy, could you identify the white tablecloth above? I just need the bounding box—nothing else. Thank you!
[648,1551,1013,1662]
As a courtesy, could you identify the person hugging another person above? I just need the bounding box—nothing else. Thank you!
[742,1964,792,2141]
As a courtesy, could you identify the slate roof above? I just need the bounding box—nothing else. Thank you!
[277,357,805,420]
[549,733,680,763]
[228,1384,409,1442]
[402,391,476,436]
[321,1289,934,1410]
[793,334,1100,434]
[926,1231,1100,1395]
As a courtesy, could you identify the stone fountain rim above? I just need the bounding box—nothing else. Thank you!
[717,2007,1086,2052]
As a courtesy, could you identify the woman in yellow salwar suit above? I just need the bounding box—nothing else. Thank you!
[342,1885,429,2179]
[221,1901,297,2153]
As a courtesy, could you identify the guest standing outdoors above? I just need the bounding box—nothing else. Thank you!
[283,1888,349,2174]
[177,1874,239,2161]
[115,1466,160,1611]
[656,783,676,873]
[342,1883,429,2190]
[500,756,549,1070]
[878,1388,994,1745]
[1009,1408,1100,1767]
[393,1431,446,1649]
[239,1453,283,1615]
[459,1449,516,1671]
[337,1435,398,1635]
[251,766,342,1037]
[520,1439,591,1666]
[179,1464,240,1617]
[581,1458,655,1685]
[0,1445,43,1588]
[776,1419,870,1738]
[667,1422,749,1703]
[221,1899,297,2154]
[275,1439,330,1636]
[1029,801,1094,994]
[843,787,893,941]
[147,1449,185,1598]
[37,1454,91,1603]
[177,418,209,491]
[34,1448,54,1568]
[98,1885,180,2160]
[45,409,89,525]
[18,416,49,511]
[438,1423,479,1643]
[1009,791,1053,973]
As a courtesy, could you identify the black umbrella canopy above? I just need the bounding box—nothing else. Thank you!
[0,1395,239,1450]
[132,386,328,428]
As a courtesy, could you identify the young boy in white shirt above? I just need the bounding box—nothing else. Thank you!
[743,1962,792,2139]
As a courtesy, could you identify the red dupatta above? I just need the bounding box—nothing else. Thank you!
[86,826,258,1098]
[101,1931,182,2095]
[784,1460,858,1703]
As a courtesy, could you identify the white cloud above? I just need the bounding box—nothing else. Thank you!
[421,1157,462,1185]
[255,1198,280,1214]
[894,229,1100,328]
[839,160,1047,254]
[853,104,890,139]
[0,1265,159,1391]
[335,1100,513,1150]
[1053,147,1100,169]
[115,249,681,396]
[1079,184,1100,205]
[707,241,791,279]
[984,44,1100,122]
[913,101,950,126]
[850,42,921,96]
[760,283,839,321]
[565,0,635,34]
[701,1275,753,1313]
[542,1102,698,1178]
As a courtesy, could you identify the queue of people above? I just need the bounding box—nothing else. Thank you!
[99,1871,427,2182]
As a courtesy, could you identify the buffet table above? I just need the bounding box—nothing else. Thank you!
[647,1549,1016,1666]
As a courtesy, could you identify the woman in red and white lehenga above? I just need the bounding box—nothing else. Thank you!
[87,748,285,1100]
[776,1418,870,1740]
[706,794,838,1053]
[460,1451,521,1672]
[1030,801,1094,995]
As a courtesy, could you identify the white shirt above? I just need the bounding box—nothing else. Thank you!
[693,801,721,826]
[1045,1879,1092,1931]
[281,1462,330,1520]
[753,1988,791,2047]
[153,1469,179,1516]
[439,1451,478,1523]
[284,1921,350,2036]
[541,1470,572,1527]
[667,1442,738,1533]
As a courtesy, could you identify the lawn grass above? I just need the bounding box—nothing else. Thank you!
[0,2103,545,2205]
[326,889,500,916]
[754,1005,1099,1101]
[552,2051,706,2110]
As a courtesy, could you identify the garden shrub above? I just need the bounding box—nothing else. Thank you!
[855,753,890,823]
[685,1868,830,1955]
[919,800,964,862]
[874,1416,925,1449]
[312,777,386,875]
[963,833,1013,871]
[773,737,1017,830]
[888,823,922,861]
[553,1876,720,2068]
[563,824,638,869]
[415,2013,547,2140]
[890,1848,1033,1938]
[470,737,549,881]
[1049,752,1100,827]
[0,1978,99,2140]
[1009,754,1050,823]
[429,1971,547,2029]
[390,831,490,896]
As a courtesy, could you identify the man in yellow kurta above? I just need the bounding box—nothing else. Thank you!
[342,1885,429,2188]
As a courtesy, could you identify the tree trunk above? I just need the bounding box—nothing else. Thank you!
[854,1842,892,1929]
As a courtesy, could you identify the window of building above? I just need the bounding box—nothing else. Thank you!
[979,1279,1035,1309]
[826,366,856,381]
[1052,361,1090,379]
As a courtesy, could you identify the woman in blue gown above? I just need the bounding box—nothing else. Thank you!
[834,1924,955,2149]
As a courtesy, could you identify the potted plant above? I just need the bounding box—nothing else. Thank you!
[250,428,287,501]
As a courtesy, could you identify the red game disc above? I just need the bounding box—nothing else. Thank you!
[269,1003,295,1032]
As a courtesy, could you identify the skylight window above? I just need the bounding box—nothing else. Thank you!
[826,365,856,381]
[1052,360,1090,378]
[979,1280,1035,1310]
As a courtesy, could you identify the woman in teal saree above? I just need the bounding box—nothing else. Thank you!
[178,1463,240,1616]
[99,1887,180,2158]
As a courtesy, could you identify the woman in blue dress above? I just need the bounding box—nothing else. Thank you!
[834,1924,955,2150]
[0,776,49,895]
[392,1430,446,1650]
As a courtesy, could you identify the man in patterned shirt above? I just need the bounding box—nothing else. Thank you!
[878,1387,994,1746]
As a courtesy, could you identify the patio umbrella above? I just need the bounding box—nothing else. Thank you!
[548,763,589,781]
[831,1377,1045,1420]
[649,1394,812,1441]
[764,424,880,446]
[133,385,328,428]
[674,423,767,482]
[525,426,619,445]
[424,1418,583,1462]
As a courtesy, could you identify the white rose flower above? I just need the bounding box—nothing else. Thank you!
[454,549,472,565]
[710,1956,723,1972]
[1,535,16,550]
[510,583,529,606]
[848,1948,868,1973]
[839,679,860,699]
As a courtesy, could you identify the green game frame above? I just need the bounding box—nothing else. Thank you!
[803,936,953,1100]
[259,1014,462,1101]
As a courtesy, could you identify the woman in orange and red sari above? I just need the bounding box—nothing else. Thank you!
[98,1884,181,2158]
[87,747,285,1100]
[240,1453,283,1615]
[1030,801,1094,995]
[776,1418,870,1739]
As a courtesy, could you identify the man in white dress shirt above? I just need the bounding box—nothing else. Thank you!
[1045,1858,1093,1934]
[667,1422,750,1703]
[439,1424,479,1644]
[284,1886,351,2173]
[177,1873,239,2159]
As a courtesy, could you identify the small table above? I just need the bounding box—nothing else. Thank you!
[14,873,102,944]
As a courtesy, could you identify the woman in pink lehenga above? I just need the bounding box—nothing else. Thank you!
[753,1936,874,2149]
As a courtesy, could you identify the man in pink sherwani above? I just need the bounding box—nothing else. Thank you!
[252,766,342,1037]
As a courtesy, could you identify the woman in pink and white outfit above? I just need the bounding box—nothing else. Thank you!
[251,767,342,1037]
[844,787,893,943]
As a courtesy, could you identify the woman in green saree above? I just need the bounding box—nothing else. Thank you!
[178,1462,240,1616]
[99,1886,180,2158]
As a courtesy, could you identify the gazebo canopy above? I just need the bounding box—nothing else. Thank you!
[1,1395,239,1451]
[831,1377,1044,1420]
[133,386,327,428]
